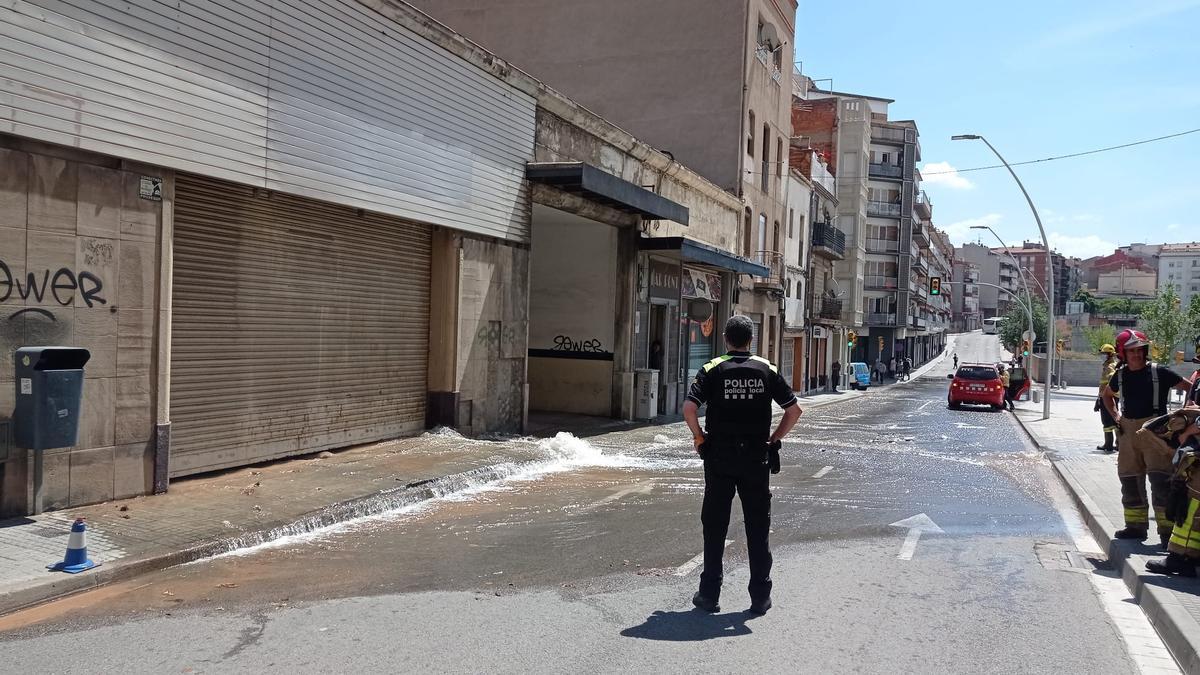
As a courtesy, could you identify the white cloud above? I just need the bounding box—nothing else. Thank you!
[920,162,974,190]
[940,213,1003,245]
[1168,223,1181,231]
[1047,232,1117,259]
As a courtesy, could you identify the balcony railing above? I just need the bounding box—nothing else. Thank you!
[811,222,846,259]
[868,162,903,179]
[914,190,932,219]
[871,125,907,143]
[867,201,902,218]
[810,156,836,195]
[911,316,928,331]
[752,250,784,288]
[864,275,899,290]
[817,298,843,320]
[911,255,929,274]
[866,237,900,254]
[866,312,898,326]
[912,220,930,245]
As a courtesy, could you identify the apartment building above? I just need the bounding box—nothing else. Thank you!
[955,244,1020,317]
[1158,243,1200,307]
[994,242,1070,315]
[408,0,799,365]
[953,260,983,331]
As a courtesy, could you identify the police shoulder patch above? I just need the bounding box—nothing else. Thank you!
[749,355,778,373]
[703,355,734,372]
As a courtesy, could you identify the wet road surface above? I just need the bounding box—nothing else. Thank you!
[1,333,1166,672]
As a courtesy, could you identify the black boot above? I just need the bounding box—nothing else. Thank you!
[1114,527,1148,540]
[692,591,720,613]
[1097,432,1114,452]
[749,596,772,616]
[1146,553,1198,577]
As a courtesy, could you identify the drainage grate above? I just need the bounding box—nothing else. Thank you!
[29,526,68,538]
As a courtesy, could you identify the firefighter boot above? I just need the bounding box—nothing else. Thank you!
[1114,527,1148,540]
[1146,553,1198,577]
[1097,432,1114,453]
[749,596,773,616]
[692,591,720,613]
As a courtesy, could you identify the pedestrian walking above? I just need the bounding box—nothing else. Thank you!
[953,353,959,370]
[1102,329,1192,548]
[902,356,913,381]
[683,315,803,615]
[831,360,842,392]
[1094,344,1118,453]
[874,357,886,384]
[998,364,1014,411]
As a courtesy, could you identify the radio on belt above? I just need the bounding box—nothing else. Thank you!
[13,346,91,451]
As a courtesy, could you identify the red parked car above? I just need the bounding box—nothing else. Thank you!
[947,364,1006,410]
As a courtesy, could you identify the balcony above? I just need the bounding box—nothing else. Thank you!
[911,254,929,274]
[867,201,902,218]
[810,156,836,196]
[868,162,903,179]
[914,190,932,219]
[864,275,899,290]
[866,312,898,326]
[817,298,843,321]
[911,316,928,331]
[752,250,784,289]
[871,125,907,144]
[811,222,846,260]
[912,221,930,246]
[866,237,900,254]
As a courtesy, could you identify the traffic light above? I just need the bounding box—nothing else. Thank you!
[878,336,885,353]
[1055,339,1064,355]
[1022,340,1031,357]
[847,330,857,349]
[930,277,941,296]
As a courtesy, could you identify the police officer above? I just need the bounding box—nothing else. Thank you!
[683,315,802,616]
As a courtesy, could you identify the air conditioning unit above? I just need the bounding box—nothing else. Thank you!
[811,326,827,339]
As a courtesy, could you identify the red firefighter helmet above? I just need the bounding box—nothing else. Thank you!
[1114,328,1149,361]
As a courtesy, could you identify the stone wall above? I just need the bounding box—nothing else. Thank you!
[0,140,162,516]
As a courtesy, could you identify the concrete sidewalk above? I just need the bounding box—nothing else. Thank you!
[0,381,869,618]
[1013,389,1200,674]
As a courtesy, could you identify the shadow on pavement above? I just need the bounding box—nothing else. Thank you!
[620,609,757,641]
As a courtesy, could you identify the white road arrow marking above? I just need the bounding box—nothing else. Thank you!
[812,466,833,479]
[889,513,945,561]
[581,482,653,511]
[674,539,734,576]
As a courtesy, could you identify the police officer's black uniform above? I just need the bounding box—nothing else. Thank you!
[687,350,797,608]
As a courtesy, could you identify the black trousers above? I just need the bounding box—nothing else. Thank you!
[699,440,773,602]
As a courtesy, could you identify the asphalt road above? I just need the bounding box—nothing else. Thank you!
[1,333,1169,673]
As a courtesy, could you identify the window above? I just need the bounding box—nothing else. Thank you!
[758,214,767,253]
[773,221,781,252]
[788,209,794,238]
[776,138,784,184]
[744,208,753,257]
[761,124,770,192]
[747,111,756,157]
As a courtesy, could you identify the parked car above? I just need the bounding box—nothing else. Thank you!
[947,364,1005,410]
[849,362,872,390]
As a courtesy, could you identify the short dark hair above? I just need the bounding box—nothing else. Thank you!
[724,315,754,349]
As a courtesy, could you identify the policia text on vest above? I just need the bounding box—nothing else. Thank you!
[682,315,803,616]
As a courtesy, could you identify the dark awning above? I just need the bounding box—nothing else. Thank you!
[527,162,689,226]
[639,236,769,276]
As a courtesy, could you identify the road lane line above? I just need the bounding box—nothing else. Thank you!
[674,539,733,576]
[897,530,922,561]
[812,466,833,479]
[917,400,934,411]
[580,482,654,512]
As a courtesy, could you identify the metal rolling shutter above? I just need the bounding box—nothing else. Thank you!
[170,174,431,477]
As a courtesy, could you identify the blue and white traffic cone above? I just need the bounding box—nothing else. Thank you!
[47,518,100,574]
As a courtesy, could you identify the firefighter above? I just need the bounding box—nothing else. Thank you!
[1102,330,1192,547]
[683,315,802,616]
[1094,344,1118,452]
[1137,409,1200,576]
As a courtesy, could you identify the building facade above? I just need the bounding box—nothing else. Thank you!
[0,0,744,515]
[1158,243,1200,307]
[995,242,1070,315]
[407,0,800,366]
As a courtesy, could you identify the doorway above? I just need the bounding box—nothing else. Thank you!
[649,303,668,414]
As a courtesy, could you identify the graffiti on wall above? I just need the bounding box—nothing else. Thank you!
[551,334,604,353]
[0,259,107,317]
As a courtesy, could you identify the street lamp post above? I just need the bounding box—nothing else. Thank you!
[952,134,1054,420]
[969,224,1036,358]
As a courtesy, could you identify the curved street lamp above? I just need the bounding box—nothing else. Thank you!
[969,224,1036,355]
[952,134,1054,420]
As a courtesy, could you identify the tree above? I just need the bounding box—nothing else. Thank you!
[1096,297,1147,317]
[1081,324,1116,354]
[1072,288,1097,314]
[998,297,1049,354]
[1142,284,1188,363]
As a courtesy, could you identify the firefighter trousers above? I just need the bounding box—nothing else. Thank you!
[699,442,772,602]
[1117,415,1172,539]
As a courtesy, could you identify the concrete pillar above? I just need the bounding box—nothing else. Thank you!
[613,226,637,419]
[427,228,462,428]
[153,171,174,494]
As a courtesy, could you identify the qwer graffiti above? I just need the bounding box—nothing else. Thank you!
[552,335,604,353]
[0,260,107,309]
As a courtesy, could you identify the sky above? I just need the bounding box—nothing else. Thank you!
[794,0,1200,259]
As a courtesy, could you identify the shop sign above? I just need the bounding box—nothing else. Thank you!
[682,268,721,302]
[649,260,680,299]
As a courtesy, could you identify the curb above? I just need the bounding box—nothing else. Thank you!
[1013,411,1200,673]
[0,459,544,618]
